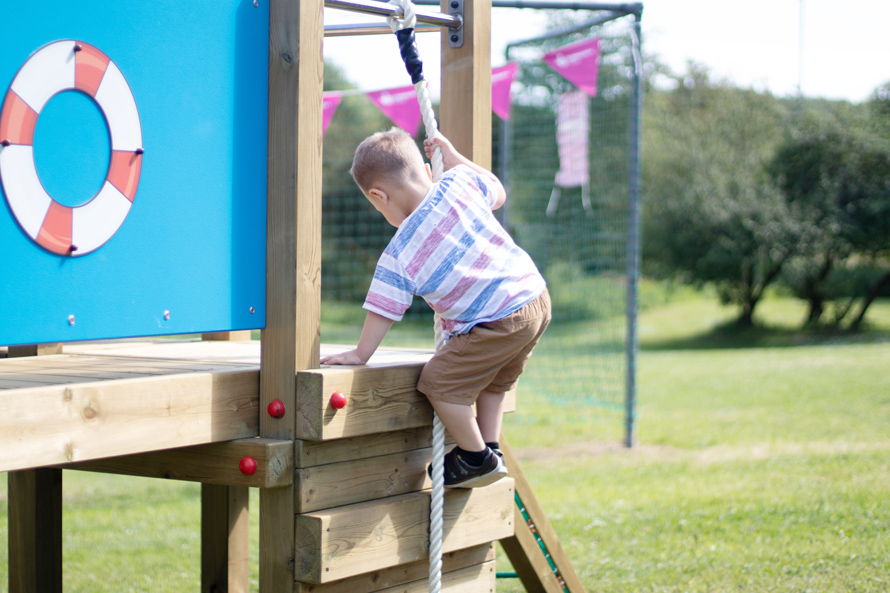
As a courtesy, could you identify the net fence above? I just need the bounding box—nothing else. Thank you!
[321,12,638,442]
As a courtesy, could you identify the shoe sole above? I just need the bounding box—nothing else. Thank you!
[447,460,508,489]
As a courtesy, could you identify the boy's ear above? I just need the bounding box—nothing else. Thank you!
[367,187,389,204]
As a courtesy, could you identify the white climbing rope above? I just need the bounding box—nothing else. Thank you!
[386,0,445,183]
[387,1,445,591]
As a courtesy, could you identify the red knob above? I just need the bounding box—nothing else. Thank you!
[330,391,347,410]
[239,456,257,476]
[267,400,286,418]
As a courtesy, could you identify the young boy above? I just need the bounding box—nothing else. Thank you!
[321,127,550,488]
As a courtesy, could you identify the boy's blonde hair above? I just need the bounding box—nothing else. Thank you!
[350,127,426,192]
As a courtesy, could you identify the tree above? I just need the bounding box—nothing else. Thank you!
[768,122,856,326]
[643,64,795,326]
[769,102,890,329]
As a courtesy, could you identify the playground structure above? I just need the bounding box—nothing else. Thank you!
[0,0,640,591]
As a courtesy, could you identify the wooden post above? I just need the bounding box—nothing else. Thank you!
[201,329,254,591]
[8,343,63,357]
[439,0,492,167]
[262,0,323,589]
[202,331,253,341]
[7,346,63,593]
[202,484,251,593]
[499,435,588,593]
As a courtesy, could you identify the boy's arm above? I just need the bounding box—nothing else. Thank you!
[320,311,394,366]
[424,134,507,210]
[321,311,393,365]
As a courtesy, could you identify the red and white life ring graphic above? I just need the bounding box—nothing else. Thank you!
[0,40,143,256]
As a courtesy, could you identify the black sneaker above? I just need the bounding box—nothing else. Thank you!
[429,448,508,488]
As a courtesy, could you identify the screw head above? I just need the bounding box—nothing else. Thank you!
[239,456,257,476]
[267,400,286,419]
[451,34,459,43]
[163,310,170,320]
[249,306,255,314]
[330,391,347,410]
[68,315,75,326]
[450,0,458,7]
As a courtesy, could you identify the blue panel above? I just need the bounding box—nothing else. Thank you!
[0,1,268,345]
[35,91,110,207]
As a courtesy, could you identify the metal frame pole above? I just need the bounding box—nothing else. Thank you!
[324,0,462,28]
[624,12,642,448]
[414,0,641,14]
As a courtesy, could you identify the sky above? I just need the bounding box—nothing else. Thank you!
[322,0,890,104]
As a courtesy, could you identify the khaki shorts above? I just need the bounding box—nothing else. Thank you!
[417,288,551,405]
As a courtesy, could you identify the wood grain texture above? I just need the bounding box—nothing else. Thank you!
[261,0,324,588]
[62,437,293,488]
[292,544,494,593]
[202,484,251,593]
[372,560,496,593]
[439,0,492,167]
[296,366,516,441]
[8,468,63,593]
[295,448,432,512]
[294,478,514,583]
[499,435,588,593]
[0,368,259,472]
[262,0,324,442]
[8,343,63,357]
[294,427,432,468]
[296,366,431,440]
[203,331,253,342]
[7,345,63,593]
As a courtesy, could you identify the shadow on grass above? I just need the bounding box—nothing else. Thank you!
[641,319,890,351]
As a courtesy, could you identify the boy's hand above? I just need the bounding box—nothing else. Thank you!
[320,349,366,366]
[424,133,461,170]
[424,133,507,209]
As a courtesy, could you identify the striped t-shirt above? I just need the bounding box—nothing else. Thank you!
[363,165,546,338]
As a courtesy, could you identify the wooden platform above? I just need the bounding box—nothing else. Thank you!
[0,340,438,473]
[2,338,524,591]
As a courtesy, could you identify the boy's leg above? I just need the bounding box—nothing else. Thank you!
[474,389,506,444]
[429,399,486,452]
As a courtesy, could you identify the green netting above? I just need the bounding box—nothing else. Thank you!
[320,13,637,440]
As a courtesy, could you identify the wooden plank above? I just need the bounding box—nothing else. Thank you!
[202,484,251,593]
[262,0,324,588]
[499,435,588,593]
[7,346,63,593]
[8,468,63,593]
[296,367,516,442]
[293,544,494,593]
[262,0,324,442]
[294,478,514,584]
[8,343,63,357]
[373,560,496,593]
[295,427,432,468]
[501,508,563,593]
[61,438,293,488]
[295,448,432,512]
[439,0,492,168]
[0,369,259,472]
[203,331,253,341]
[296,366,431,441]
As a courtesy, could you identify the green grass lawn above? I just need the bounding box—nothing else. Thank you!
[1,294,889,592]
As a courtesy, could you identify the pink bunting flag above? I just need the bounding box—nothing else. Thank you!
[322,92,342,137]
[543,37,601,98]
[366,85,423,137]
[491,63,518,121]
[554,90,589,188]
